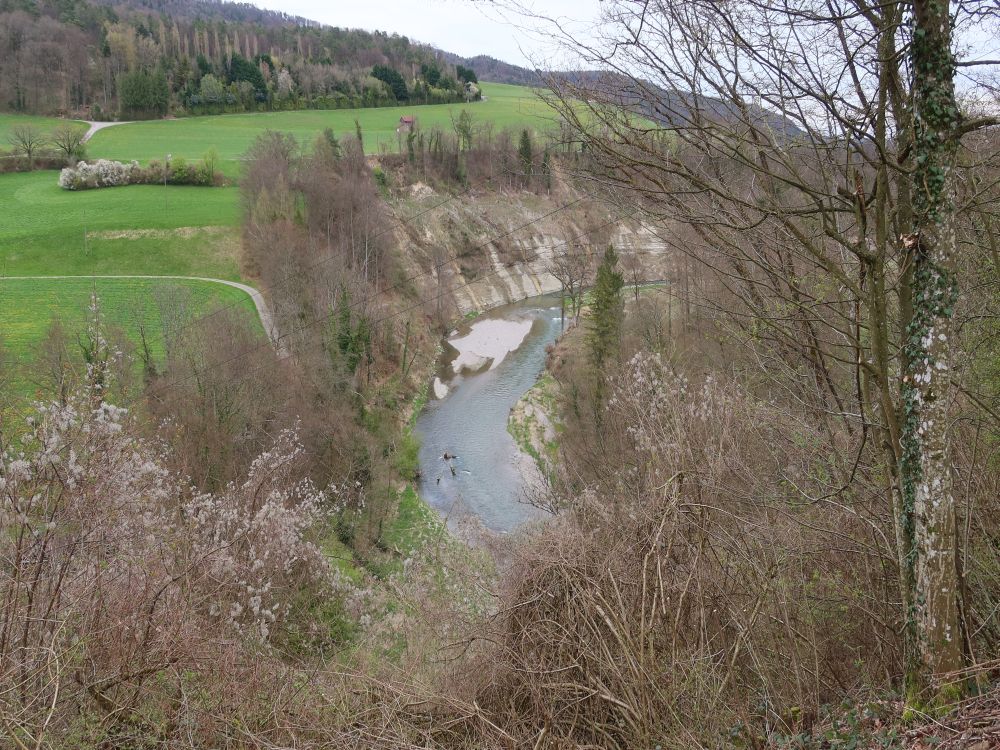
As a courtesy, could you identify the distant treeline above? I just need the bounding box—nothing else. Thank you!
[0,0,480,119]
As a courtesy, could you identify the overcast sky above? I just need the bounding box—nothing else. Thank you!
[246,0,996,99]
[248,0,603,68]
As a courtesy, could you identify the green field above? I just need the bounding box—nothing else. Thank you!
[88,83,558,176]
[0,114,85,148]
[0,83,554,278]
[0,82,555,398]
[0,277,261,394]
[0,172,241,278]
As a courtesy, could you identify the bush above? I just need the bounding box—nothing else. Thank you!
[58,157,221,190]
[58,159,142,189]
[0,387,357,744]
[166,156,196,184]
[0,154,64,174]
[372,165,389,196]
[452,351,905,748]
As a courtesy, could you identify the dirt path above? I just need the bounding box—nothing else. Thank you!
[80,121,134,143]
[0,274,285,355]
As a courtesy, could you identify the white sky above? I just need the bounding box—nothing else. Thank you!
[246,0,996,99]
[247,0,604,68]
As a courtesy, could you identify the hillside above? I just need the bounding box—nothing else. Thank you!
[439,52,540,87]
[0,0,798,136]
[0,0,478,118]
[0,81,562,400]
[0,0,997,748]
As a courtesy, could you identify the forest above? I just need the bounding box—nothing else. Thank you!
[0,0,479,118]
[2,0,1000,748]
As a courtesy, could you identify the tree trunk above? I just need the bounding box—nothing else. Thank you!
[560,285,566,333]
[901,0,964,701]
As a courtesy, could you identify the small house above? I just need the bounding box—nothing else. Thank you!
[396,115,416,134]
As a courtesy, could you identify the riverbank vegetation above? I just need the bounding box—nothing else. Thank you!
[8,113,996,747]
[469,0,1000,744]
[0,103,603,743]
[2,0,1000,746]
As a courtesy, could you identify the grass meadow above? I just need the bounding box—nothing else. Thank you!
[87,83,557,176]
[0,82,555,396]
[0,276,261,394]
[0,172,241,278]
[1,82,551,274]
[0,114,85,147]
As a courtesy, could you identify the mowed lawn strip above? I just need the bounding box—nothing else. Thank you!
[0,277,263,395]
[88,83,560,177]
[0,172,242,278]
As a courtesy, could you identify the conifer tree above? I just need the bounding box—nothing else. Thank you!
[586,245,624,373]
[322,128,341,159]
[518,129,533,180]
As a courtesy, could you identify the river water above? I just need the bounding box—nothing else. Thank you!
[414,295,563,532]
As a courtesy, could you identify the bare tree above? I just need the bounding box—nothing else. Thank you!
[7,124,46,169]
[49,122,87,165]
[33,318,77,406]
[518,0,1000,700]
[546,243,593,331]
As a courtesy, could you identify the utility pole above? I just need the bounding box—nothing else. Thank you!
[164,153,171,211]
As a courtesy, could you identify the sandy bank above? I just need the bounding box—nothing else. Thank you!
[448,317,533,373]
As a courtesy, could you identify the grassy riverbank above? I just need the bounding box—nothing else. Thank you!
[508,371,561,475]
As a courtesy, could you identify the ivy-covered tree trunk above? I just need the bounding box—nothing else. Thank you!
[900,0,964,700]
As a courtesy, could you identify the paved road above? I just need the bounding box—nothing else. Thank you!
[0,274,285,355]
[80,121,134,143]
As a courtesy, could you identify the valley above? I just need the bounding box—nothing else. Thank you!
[0,0,998,748]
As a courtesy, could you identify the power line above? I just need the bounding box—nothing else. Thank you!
[136,181,594,396]
[145,206,636,401]
[122,174,482,353]
[105,166,595,360]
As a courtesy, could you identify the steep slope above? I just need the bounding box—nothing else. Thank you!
[387,182,672,317]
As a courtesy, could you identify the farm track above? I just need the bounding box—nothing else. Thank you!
[0,274,283,354]
[81,121,133,143]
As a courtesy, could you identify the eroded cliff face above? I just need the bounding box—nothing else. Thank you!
[389,182,673,316]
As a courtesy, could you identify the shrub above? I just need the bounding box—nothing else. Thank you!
[372,165,389,196]
[58,159,142,189]
[0,154,63,174]
[58,157,221,190]
[153,157,221,186]
[456,351,903,748]
[0,386,358,744]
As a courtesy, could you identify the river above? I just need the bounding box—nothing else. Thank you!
[414,294,563,532]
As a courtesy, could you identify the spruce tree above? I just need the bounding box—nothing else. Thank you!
[586,245,624,373]
[518,129,533,180]
[323,127,341,159]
